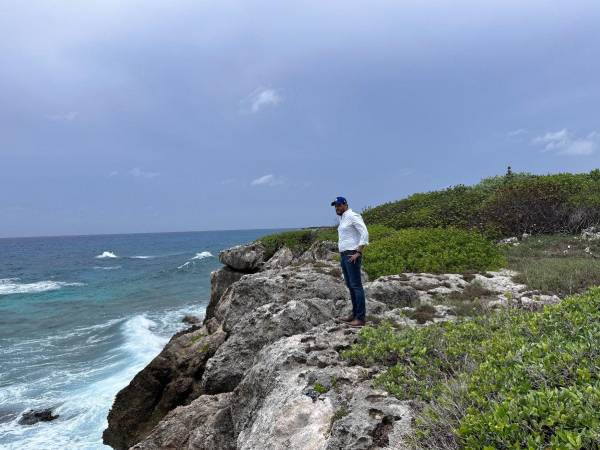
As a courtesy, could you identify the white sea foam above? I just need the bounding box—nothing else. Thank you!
[95,251,118,259]
[93,265,121,270]
[191,251,213,260]
[130,255,154,259]
[0,278,84,296]
[176,251,214,270]
[0,314,170,449]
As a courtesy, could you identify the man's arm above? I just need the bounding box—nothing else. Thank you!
[348,214,368,263]
[352,213,369,254]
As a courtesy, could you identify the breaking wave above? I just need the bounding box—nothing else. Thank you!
[0,278,84,296]
[95,251,118,259]
[177,251,214,270]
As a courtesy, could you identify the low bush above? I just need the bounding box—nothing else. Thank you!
[363,227,505,278]
[342,288,600,449]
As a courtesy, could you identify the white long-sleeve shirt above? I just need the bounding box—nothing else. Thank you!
[337,208,369,252]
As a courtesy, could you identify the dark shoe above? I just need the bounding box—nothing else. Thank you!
[349,319,365,327]
[340,316,354,322]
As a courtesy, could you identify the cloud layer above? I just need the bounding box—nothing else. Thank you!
[532,129,599,156]
[250,174,284,186]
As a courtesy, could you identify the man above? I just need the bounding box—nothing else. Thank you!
[331,196,369,327]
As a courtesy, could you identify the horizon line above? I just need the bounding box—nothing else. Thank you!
[0,225,331,240]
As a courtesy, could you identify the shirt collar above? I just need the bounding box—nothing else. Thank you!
[341,208,353,217]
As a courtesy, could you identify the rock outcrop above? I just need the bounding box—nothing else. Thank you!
[104,241,562,450]
[218,242,266,272]
[102,321,227,450]
[206,266,246,322]
[18,408,59,425]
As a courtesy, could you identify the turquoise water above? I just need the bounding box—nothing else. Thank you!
[0,229,282,449]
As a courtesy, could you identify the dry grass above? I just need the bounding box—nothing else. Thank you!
[503,234,600,295]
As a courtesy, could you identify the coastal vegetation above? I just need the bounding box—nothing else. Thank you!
[362,227,504,278]
[361,169,600,238]
[255,169,600,448]
[342,288,600,449]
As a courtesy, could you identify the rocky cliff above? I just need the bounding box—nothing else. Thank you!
[103,240,549,450]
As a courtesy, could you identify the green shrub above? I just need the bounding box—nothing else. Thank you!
[258,227,336,259]
[362,184,488,231]
[479,173,600,235]
[364,224,396,242]
[313,382,329,394]
[361,170,600,238]
[258,224,395,260]
[343,288,600,449]
[363,228,505,278]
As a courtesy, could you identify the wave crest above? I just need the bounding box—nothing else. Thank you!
[96,251,118,259]
[0,278,84,296]
[191,251,213,260]
[177,251,214,270]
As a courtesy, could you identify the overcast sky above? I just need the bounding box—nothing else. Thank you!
[1,0,600,237]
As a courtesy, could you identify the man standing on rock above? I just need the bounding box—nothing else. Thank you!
[331,196,369,327]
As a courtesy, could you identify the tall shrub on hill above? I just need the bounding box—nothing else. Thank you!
[362,170,600,237]
[362,185,488,231]
[481,172,600,235]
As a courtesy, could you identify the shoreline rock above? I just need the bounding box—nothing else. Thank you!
[103,242,563,449]
[18,408,59,425]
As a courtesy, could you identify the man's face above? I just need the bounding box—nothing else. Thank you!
[334,203,348,216]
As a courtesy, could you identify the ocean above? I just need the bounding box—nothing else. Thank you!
[0,229,284,449]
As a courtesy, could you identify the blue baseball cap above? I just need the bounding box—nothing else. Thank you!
[330,196,347,206]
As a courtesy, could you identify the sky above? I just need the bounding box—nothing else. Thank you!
[1,0,600,238]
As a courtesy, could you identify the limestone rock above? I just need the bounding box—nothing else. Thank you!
[129,393,235,450]
[103,323,227,450]
[230,323,412,450]
[498,236,519,246]
[297,240,339,263]
[214,261,348,332]
[201,298,338,394]
[182,314,201,325]
[472,269,527,294]
[206,267,246,322]
[219,242,265,272]
[365,277,420,308]
[263,246,294,270]
[582,226,600,240]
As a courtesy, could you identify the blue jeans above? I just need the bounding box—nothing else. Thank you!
[340,250,366,321]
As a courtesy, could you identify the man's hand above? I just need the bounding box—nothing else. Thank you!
[349,252,361,263]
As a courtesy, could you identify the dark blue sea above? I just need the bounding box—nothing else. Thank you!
[0,229,283,449]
